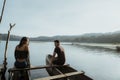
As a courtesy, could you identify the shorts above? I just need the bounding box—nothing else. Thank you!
[14,61,27,68]
[53,58,64,65]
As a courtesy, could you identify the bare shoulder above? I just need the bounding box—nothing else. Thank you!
[15,45,19,50]
[59,46,64,51]
[24,44,29,50]
[15,44,29,51]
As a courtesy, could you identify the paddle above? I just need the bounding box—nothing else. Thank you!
[2,23,15,79]
[8,64,69,72]
[0,0,6,24]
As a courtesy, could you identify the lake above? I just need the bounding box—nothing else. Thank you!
[0,41,120,80]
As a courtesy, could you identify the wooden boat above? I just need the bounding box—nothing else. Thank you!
[8,67,31,80]
[45,54,93,80]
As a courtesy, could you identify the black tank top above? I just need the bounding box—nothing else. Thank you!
[15,50,28,59]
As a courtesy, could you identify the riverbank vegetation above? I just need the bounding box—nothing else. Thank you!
[1,31,120,43]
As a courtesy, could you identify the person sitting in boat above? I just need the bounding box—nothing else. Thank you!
[50,40,66,65]
[14,37,30,68]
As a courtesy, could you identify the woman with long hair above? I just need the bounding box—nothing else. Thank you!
[14,37,30,68]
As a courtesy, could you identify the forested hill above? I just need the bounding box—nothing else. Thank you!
[1,31,120,43]
[0,34,22,41]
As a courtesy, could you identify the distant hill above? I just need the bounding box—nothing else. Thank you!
[74,32,120,43]
[0,34,22,41]
[30,35,79,42]
[1,31,120,43]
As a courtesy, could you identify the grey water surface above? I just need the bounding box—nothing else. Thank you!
[0,41,120,80]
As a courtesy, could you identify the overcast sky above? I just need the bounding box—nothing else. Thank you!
[0,0,120,37]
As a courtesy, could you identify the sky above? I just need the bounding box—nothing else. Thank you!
[0,0,120,37]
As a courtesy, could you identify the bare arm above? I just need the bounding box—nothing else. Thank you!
[25,46,30,67]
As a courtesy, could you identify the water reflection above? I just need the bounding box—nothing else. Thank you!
[64,43,120,58]
[63,43,120,80]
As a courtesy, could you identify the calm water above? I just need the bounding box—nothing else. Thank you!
[0,41,120,80]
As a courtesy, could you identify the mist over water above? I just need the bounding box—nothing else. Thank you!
[0,41,120,80]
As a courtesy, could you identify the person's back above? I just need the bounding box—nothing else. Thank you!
[14,37,30,68]
[54,46,65,65]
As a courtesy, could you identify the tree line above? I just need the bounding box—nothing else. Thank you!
[1,31,120,43]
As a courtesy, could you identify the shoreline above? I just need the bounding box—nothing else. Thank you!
[70,42,120,51]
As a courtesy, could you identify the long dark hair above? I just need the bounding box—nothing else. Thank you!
[18,37,28,47]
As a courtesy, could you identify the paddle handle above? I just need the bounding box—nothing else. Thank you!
[8,64,69,72]
[0,0,6,23]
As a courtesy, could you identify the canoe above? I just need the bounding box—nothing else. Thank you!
[8,67,30,80]
[46,54,93,80]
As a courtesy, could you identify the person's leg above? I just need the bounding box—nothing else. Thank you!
[52,58,59,65]
[53,59,64,65]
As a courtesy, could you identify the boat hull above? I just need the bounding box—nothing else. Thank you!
[46,54,93,80]
[8,68,30,80]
